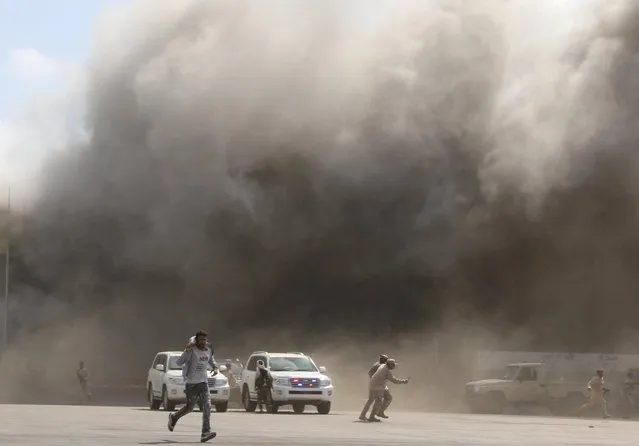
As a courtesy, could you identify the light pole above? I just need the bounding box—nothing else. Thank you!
[3,186,10,351]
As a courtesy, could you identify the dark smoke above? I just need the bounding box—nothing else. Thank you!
[3,0,639,401]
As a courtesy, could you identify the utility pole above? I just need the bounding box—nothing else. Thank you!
[3,186,10,351]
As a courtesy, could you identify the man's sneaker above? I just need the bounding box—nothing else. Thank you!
[167,414,176,432]
[201,431,217,443]
[378,412,389,419]
[358,415,367,421]
[368,416,381,422]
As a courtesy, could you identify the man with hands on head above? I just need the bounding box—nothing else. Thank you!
[167,330,218,443]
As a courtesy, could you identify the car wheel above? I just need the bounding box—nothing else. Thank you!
[293,403,305,414]
[485,392,506,414]
[148,385,161,411]
[162,387,176,411]
[215,401,228,412]
[317,402,331,415]
[242,385,257,412]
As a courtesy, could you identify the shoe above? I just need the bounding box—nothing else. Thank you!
[368,417,381,422]
[201,431,217,442]
[603,415,611,419]
[378,412,389,419]
[167,414,176,432]
[358,415,367,421]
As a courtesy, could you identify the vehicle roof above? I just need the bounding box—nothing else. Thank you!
[508,362,544,367]
[250,351,308,358]
[156,351,183,356]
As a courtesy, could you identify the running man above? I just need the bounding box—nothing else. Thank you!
[167,330,218,442]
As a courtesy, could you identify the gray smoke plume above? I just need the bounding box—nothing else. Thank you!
[3,0,639,402]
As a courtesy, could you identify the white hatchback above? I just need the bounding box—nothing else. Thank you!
[146,351,230,412]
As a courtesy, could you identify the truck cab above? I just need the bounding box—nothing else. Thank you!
[465,362,588,414]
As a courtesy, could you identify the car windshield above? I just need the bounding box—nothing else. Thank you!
[168,355,214,371]
[269,356,317,372]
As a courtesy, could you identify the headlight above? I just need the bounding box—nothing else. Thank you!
[274,378,290,387]
[215,378,228,386]
[168,377,184,385]
[320,378,331,387]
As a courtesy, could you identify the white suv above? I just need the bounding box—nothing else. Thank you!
[240,351,333,414]
[146,351,230,412]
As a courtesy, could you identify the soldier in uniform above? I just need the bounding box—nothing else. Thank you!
[76,361,91,403]
[360,354,394,419]
[255,360,273,413]
[359,358,409,422]
[577,369,611,419]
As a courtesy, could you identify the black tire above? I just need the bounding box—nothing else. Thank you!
[317,402,331,415]
[162,387,176,411]
[242,385,257,412]
[485,392,506,414]
[293,403,305,414]
[215,401,229,412]
[148,385,161,411]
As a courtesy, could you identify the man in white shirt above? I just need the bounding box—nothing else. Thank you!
[577,369,610,419]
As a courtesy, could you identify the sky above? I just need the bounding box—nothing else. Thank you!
[0,0,133,207]
[0,0,392,208]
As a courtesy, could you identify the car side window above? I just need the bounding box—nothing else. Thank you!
[246,356,258,371]
[518,367,536,382]
[152,355,161,368]
[157,354,167,369]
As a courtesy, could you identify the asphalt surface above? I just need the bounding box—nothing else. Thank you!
[2,404,638,445]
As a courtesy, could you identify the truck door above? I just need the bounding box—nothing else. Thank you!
[513,366,545,403]
[152,354,167,395]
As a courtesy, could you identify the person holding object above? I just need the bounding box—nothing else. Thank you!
[167,330,218,442]
[359,354,393,419]
[255,360,273,412]
[359,358,409,422]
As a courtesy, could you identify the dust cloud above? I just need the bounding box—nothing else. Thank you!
[2,0,639,407]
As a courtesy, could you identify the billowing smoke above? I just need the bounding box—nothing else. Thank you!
[3,0,639,403]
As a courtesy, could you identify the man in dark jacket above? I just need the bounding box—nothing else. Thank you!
[255,360,273,413]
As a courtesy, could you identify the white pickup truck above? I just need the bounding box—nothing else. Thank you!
[465,362,590,415]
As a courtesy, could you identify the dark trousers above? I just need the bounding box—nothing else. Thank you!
[257,385,271,409]
[172,382,211,433]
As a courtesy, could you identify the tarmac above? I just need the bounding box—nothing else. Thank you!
[2,404,638,445]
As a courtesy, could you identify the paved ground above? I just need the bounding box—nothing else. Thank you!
[2,404,639,445]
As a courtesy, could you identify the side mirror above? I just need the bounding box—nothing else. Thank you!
[319,366,327,374]
[155,364,165,372]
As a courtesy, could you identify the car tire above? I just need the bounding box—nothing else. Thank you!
[162,387,176,411]
[242,385,257,412]
[317,402,331,415]
[485,392,506,414]
[215,401,228,413]
[148,385,161,411]
[293,403,305,414]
